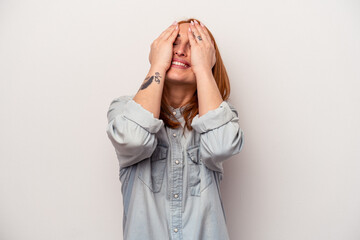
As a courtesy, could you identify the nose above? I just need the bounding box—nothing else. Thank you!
[174,44,187,57]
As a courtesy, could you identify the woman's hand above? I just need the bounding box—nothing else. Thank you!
[188,20,216,75]
[148,21,180,72]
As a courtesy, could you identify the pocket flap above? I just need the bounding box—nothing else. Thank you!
[186,145,200,164]
[152,145,168,161]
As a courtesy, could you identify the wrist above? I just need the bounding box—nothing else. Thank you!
[150,64,168,73]
[193,67,213,77]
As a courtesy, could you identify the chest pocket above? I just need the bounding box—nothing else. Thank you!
[138,145,168,193]
[186,145,213,196]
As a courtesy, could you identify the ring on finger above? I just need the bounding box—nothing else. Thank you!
[196,35,202,41]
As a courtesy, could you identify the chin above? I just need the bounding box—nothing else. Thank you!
[166,68,195,83]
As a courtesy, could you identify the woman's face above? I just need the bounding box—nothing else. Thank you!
[165,23,196,86]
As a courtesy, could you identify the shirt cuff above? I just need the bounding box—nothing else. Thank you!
[122,97,164,134]
[190,101,235,133]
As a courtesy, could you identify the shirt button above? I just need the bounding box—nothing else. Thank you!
[174,228,178,233]
[172,111,176,115]
[174,194,179,198]
[175,160,180,164]
[173,133,176,137]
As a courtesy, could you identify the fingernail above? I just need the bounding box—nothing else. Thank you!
[176,25,178,30]
[200,22,204,27]
[190,20,194,26]
[172,21,177,25]
[188,27,191,32]
[194,20,198,24]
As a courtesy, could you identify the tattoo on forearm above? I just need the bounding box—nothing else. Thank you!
[138,72,161,91]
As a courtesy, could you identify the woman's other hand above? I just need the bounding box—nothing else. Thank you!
[187,20,216,75]
[148,21,180,72]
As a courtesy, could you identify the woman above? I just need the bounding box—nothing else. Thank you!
[106,18,244,240]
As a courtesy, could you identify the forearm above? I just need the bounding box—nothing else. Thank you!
[133,66,166,119]
[195,69,223,117]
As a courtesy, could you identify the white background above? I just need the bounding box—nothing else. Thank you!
[1,0,359,239]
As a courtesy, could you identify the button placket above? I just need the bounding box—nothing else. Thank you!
[168,114,183,239]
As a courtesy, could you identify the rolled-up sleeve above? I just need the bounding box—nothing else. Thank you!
[106,95,164,168]
[191,101,244,173]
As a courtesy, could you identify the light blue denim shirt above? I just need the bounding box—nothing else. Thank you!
[106,95,244,240]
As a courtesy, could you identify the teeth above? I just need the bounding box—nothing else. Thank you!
[172,61,189,67]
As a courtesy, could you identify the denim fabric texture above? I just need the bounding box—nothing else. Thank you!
[106,95,244,240]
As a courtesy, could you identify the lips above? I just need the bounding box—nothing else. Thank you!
[172,58,191,67]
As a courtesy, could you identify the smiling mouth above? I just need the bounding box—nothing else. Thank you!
[171,61,190,69]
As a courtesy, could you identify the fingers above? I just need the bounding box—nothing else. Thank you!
[189,20,211,45]
[189,21,202,44]
[159,21,178,41]
[187,23,197,46]
[199,21,215,46]
[194,20,211,43]
[167,24,180,42]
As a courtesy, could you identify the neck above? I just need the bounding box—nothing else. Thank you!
[163,82,196,109]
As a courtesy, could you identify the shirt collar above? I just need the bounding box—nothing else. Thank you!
[167,105,186,127]
[168,105,186,114]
